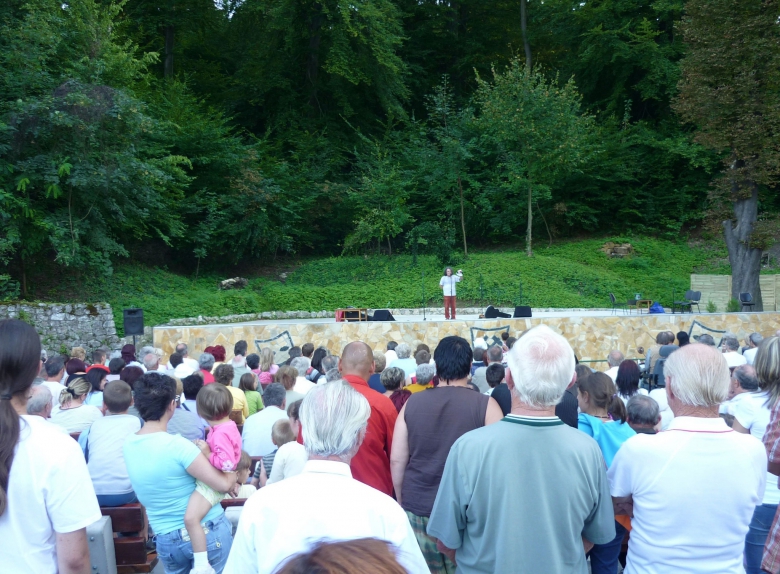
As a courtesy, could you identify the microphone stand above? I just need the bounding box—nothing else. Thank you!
[422,271,426,321]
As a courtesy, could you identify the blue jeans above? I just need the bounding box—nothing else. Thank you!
[155,513,233,574]
[745,503,778,574]
[96,492,138,507]
[589,520,627,574]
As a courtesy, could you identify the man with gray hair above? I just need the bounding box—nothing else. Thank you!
[608,343,766,573]
[142,352,160,373]
[389,343,417,379]
[472,345,503,393]
[722,336,747,369]
[242,383,289,457]
[291,356,315,395]
[225,381,428,574]
[166,342,199,371]
[428,324,615,572]
[744,332,764,365]
[317,354,339,384]
[27,384,54,420]
[197,352,215,384]
[604,349,624,382]
[626,395,660,434]
[719,364,760,419]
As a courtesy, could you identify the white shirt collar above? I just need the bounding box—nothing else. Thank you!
[666,416,732,433]
[302,460,353,478]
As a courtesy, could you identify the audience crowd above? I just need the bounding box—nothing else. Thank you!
[2,318,780,574]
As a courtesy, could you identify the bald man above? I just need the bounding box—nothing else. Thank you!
[335,341,398,495]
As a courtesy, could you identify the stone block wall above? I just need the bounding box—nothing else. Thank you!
[0,302,120,354]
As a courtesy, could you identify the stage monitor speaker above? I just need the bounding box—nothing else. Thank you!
[123,308,144,336]
[484,305,511,319]
[513,306,532,318]
[343,309,363,322]
[371,309,395,322]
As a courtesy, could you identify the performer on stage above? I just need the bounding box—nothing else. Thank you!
[440,267,463,320]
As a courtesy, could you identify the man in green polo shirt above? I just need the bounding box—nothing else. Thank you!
[427,325,615,573]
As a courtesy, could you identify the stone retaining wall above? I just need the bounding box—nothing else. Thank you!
[0,302,120,353]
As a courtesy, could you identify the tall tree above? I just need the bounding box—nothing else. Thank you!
[475,60,596,256]
[674,0,780,310]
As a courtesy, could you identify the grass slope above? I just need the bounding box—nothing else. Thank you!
[37,237,732,334]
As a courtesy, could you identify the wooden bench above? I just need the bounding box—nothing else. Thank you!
[100,504,158,573]
[69,432,81,441]
[220,498,248,509]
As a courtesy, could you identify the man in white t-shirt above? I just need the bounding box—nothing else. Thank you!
[719,365,759,418]
[603,349,624,382]
[608,343,766,574]
[42,356,67,415]
[242,384,289,457]
[722,336,747,369]
[743,333,763,365]
[84,381,142,506]
[291,357,315,395]
[165,342,199,372]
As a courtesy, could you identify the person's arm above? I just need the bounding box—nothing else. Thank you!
[259,459,268,488]
[186,453,236,493]
[242,396,249,419]
[612,495,634,517]
[484,397,503,426]
[56,529,91,574]
[733,419,750,434]
[390,405,410,504]
[436,540,458,565]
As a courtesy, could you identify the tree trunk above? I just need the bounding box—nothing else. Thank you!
[164,25,174,78]
[458,176,468,256]
[306,3,324,113]
[20,254,27,298]
[387,236,392,256]
[526,184,533,257]
[723,183,763,311]
[520,0,532,70]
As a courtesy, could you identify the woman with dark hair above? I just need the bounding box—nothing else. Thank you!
[576,371,635,574]
[120,344,136,364]
[85,368,108,407]
[123,372,237,573]
[677,331,690,347]
[306,348,329,382]
[119,366,145,389]
[615,360,647,403]
[0,319,101,572]
[390,335,502,573]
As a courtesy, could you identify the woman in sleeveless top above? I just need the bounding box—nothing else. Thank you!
[390,335,503,573]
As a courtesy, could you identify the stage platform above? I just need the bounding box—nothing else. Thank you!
[153,308,780,365]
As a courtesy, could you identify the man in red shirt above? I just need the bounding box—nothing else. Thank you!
[338,341,398,496]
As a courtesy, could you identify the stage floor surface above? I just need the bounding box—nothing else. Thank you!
[164,308,645,328]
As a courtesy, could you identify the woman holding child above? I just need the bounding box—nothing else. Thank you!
[123,371,239,574]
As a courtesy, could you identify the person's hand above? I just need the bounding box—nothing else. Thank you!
[194,439,211,457]
[228,481,242,498]
[582,537,594,554]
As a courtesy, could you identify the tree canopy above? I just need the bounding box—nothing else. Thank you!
[0,0,776,300]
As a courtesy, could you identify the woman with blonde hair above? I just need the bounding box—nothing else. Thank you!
[51,376,103,433]
[256,348,279,389]
[734,336,780,573]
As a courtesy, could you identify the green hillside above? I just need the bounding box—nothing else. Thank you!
[29,237,735,334]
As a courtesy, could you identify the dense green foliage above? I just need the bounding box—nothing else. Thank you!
[0,0,777,300]
[32,237,742,333]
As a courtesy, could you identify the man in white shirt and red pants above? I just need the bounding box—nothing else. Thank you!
[439,268,463,320]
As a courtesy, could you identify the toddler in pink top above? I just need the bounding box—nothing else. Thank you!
[184,384,242,574]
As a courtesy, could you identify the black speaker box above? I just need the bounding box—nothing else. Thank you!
[513,305,532,318]
[371,309,395,321]
[123,308,145,336]
[484,305,511,319]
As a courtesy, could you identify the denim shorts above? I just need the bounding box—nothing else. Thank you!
[155,513,233,574]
